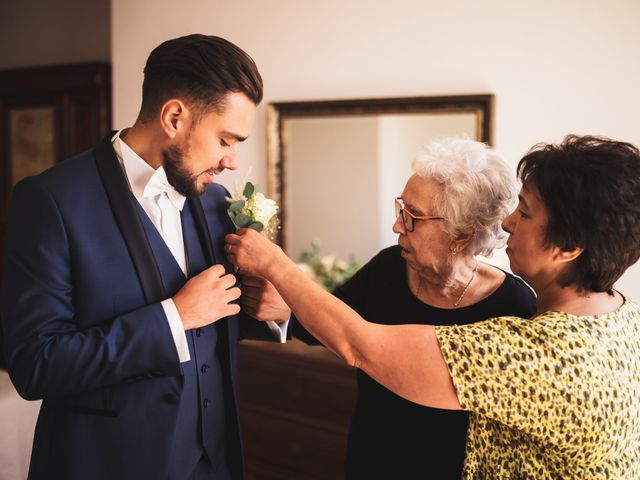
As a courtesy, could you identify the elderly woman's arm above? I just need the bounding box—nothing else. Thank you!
[225,229,461,410]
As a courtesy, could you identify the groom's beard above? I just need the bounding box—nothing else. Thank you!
[162,142,203,198]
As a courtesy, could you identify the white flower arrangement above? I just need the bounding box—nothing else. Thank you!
[297,241,361,292]
[226,171,279,241]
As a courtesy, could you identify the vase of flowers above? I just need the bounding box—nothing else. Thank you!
[297,241,361,292]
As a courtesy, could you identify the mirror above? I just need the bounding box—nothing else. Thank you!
[267,95,493,265]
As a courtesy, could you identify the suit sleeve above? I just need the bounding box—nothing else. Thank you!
[1,178,181,401]
[238,309,292,341]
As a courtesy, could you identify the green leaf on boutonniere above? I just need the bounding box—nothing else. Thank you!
[243,182,255,198]
[229,199,245,212]
[248,221,264,232]
[234,213,253,228]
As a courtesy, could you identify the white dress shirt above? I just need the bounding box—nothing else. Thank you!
[111,131,287,363]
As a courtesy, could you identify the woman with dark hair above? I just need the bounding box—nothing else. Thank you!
[226,135,640,478]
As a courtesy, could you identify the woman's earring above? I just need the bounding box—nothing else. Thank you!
[450,245,458,256]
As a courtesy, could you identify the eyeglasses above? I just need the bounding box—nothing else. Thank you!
[395,197,446,232]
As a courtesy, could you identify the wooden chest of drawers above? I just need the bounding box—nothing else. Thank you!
[238,339,357,480]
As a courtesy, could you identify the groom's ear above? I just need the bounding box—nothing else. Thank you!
[159,99,189,139]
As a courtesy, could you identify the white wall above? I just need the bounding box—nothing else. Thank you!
[112,0,640,299]
[0,0,110,68]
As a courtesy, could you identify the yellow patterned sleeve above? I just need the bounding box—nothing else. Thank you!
[435,313,600,449]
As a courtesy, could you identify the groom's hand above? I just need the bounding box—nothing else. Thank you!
[173,264,241,330]
[240,275,291,323]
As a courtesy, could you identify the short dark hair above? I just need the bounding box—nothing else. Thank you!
[517,134,640,293]
[138,34,263,123]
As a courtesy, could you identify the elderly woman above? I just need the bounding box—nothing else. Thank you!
[242,138,536,478]
[227,135,640,479]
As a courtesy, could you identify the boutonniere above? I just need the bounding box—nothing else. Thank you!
[226,171,279,241]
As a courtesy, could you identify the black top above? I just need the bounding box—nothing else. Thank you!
[294,245,537,480]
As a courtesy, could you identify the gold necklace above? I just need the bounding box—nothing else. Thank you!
[453,261,478,308]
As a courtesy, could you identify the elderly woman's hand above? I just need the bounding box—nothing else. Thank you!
[224,228,292,279]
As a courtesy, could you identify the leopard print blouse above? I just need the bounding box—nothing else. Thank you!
[435,297,640,479]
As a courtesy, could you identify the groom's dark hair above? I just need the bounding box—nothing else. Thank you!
[138,34,263,124]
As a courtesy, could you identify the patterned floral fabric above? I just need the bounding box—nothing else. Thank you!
[436,297,640,479]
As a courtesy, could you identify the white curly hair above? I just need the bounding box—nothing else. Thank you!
[411,137,518,257]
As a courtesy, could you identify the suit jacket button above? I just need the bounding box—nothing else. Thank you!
[200,364,209,374]
[163,393,179,404]
[203,398,209,408]
[195,328,202,337]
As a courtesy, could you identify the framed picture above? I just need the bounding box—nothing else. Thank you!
[0,62,111,274]
[9,106,56,185]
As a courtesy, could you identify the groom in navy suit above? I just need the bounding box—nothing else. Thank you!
[1,34,286,480]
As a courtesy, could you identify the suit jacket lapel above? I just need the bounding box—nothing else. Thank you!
[187,197,216,267]
[188,197,233,363]
[94,133,166,304]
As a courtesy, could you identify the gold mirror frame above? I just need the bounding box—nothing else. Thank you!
[266,94,494,252]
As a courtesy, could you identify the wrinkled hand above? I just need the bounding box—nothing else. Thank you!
[173,264,241,330]
[224,228,290,279]
[240,275,291,323]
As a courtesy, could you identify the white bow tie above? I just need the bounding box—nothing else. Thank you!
[142,167,186,211]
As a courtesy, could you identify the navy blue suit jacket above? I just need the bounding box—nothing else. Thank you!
[0,136,273,479]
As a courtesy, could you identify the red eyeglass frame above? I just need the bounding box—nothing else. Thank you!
[395,197,446,232]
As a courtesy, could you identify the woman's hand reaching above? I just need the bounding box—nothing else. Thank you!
[224,228,294,280]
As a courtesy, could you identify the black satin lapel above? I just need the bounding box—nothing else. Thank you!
[187,197,216,267]
[188,197,233,365]
[94,133,166,304]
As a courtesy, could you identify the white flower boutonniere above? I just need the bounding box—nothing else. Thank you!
[226,174,279,241]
